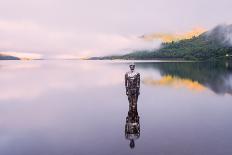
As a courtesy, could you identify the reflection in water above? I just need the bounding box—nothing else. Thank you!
[144,75,206,91]
[0,61,231,154]
[125,63,140,149]
[138,61,232,95]
[125,108,140,149]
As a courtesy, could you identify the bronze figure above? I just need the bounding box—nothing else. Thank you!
[125,63,140,113]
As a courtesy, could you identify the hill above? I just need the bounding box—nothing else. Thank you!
[93,25,232,61]
[0,54,20,60]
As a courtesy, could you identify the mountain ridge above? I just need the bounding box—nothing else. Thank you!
[91,24,232,61]
[0,54,20,60]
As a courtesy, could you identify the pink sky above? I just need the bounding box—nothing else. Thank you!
[0,0,231,58]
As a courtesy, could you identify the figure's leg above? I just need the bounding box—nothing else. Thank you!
[132,94,139,116]
[131,95,137,114]
[135,94,138,109]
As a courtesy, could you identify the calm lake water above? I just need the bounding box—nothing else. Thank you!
[0,60,232,155]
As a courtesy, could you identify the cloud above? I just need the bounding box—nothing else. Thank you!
[142,27,206,43]
[0,20,161,58]
[0,20,77,55]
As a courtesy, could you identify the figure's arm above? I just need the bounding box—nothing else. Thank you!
[137,73,140,94]
[125,73,129,95]
[137,73,140,88]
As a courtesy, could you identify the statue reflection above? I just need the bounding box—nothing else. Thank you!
[125,63,140,149]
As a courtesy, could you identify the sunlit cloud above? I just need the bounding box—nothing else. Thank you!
[142,27,206,43]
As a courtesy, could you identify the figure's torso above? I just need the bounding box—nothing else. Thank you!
[127,71,138,78]
[126,71,139,89]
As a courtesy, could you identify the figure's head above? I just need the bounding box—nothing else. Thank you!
[129,63,135,71]
[130,140,135,149]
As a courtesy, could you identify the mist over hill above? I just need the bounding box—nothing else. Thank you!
[93,24,232,61]
[205,24,232,46]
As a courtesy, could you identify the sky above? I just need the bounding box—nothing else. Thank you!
[0,0,231,58]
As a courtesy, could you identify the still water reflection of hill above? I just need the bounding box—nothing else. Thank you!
[137,61,232,95]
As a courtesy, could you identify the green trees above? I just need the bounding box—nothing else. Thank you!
[113,32,232,60]
[94,25,232,61]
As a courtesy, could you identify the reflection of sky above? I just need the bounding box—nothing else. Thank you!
[0,61,232,155]
[0,61,124,101]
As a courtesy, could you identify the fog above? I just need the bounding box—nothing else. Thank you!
[205,24,232,46]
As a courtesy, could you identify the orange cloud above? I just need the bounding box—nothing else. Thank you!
[142,27,206,43]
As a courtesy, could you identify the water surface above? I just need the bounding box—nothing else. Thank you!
[0,60,232,155]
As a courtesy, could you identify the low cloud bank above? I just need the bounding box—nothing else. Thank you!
[1,20,232,59]
[0,20,161,59]
[142,27,206,43]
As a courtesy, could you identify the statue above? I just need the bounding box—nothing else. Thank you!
[125,63,140,113]
[125,63,140,149]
